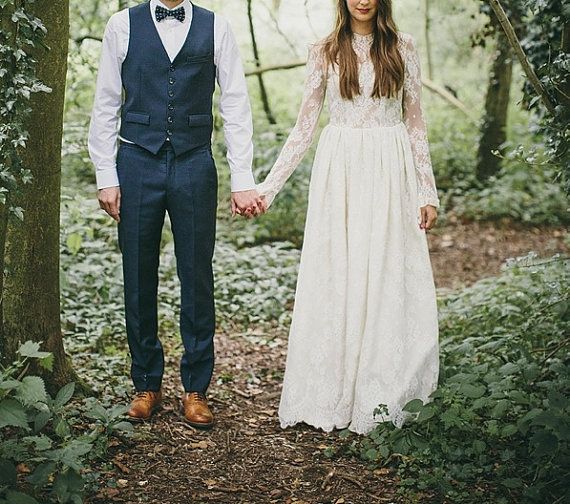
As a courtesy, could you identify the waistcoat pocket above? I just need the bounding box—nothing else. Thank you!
[125,112,150,125]
[188,114,213,127]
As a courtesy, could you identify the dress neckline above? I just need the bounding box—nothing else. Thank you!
[352,32,373,40]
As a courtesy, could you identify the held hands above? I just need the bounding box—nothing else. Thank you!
[231,190,267,219]
[419,205,437,231]
[98,187,121,222]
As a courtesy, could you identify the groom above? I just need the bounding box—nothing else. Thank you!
[88,0,264,429]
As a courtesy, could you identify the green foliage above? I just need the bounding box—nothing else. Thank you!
[0,0,51,213]
[479,0,569,189]
[0,342,133,503]
[349,254,570,503]
[213,241,299,331]
[59,195,301,396]
[517,0,569,186]
[452,146,570,225]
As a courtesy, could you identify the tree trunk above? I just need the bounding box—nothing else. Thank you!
[2,0,76,392]
[247,0,276,125]
[0,3,16,360]
[423,0,433,80]
[476,30,513,181]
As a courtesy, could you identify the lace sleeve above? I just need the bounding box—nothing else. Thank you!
[401,34,440,209]
[257,42,327,207]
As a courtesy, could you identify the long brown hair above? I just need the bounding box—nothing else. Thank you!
[323,0,404,100]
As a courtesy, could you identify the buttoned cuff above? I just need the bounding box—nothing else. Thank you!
[230,171,256,192]
[96,167,120,189]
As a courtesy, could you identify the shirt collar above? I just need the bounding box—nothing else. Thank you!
[151,0,192,13]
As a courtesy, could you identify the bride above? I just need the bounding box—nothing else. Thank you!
[256,0,441,434]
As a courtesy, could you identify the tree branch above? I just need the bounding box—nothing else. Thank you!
[73,35,102,44]
[487,0,556,114]
[245,62,476,121]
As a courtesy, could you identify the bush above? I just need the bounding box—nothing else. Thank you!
[452,146,570,225]
[347,253,569,503]
[0,342,133,503]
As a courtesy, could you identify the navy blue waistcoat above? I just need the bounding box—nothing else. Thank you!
[120,2,215,156]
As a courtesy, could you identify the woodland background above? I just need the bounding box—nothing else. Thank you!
[0,0,568,503]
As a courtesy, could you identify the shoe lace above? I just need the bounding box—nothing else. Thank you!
[187,392,207,403]
[135,391,155,399]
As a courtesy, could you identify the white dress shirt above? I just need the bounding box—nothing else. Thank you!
[88,0,256,192]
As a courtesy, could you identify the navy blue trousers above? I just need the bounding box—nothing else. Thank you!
[116,141,217,393]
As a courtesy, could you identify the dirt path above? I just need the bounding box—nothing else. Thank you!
[88,223,568,504]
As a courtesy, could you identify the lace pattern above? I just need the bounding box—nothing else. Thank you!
[257,32,440,209]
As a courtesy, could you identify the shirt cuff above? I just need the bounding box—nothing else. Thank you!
[230,171,256,192]
[96,167,120,189]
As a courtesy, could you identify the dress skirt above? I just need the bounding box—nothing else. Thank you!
[278,122,440,434]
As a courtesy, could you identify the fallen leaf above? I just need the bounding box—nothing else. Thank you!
[113,458,130,474]
[117,479,129,488]
[97,488,120,499]
[190,440,209,450]
[204,478,217,489]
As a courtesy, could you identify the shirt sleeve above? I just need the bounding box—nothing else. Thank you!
[256,42,327,208]
[215,15,256,192]
[88,12,128,190]
[401,34,440,209]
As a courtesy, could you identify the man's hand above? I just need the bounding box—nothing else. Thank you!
[231,190,266,219]
[98,187,121,222]
[419,205,437,231]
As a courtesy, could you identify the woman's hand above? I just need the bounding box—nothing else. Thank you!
[419,205,437,231]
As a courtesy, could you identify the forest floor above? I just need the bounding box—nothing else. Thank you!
[87,220,568,504]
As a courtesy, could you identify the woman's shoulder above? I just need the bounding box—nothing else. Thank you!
[308,37,329,52]
[397,31,417,52]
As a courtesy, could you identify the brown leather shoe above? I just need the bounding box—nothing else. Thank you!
[127,390,162,421]
[182,392,214,429]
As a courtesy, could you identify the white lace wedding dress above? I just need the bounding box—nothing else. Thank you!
[257,32,440,434]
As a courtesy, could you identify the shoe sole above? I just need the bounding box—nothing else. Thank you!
[180,404,214,430]
[184,418,214,430]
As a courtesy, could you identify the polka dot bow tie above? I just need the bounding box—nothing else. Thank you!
[155,5,186,22]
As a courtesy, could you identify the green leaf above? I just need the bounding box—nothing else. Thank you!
[0,459,17,486]
[4,491,39,504]
[498,363,519,375]
[501,424,518,437]
[27,461,56,486]
[458,383,486,399]
[472,440,486,454]
[112,421,134,433]
[416,406,436,423]
[0,398,29,429]
[365,448,378,460]
[66,233,82,255]
[501,478,523,489]
[38,353,53,372]
[54,417,70,439]
[10,206,24,221]
[547,390,568,410]
[491,399,511,419]
[51,440,92,471]
[17,341,51,360]
[23,434,52,451]
[15,376,47,406]
[54,383,75,409]
[34,410,51,432]
[530,431,558,457]
[0,380,22,391]
[53,469,84,502]
[402,398,424,413]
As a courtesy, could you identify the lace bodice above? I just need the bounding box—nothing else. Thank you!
[257,32,440,209]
